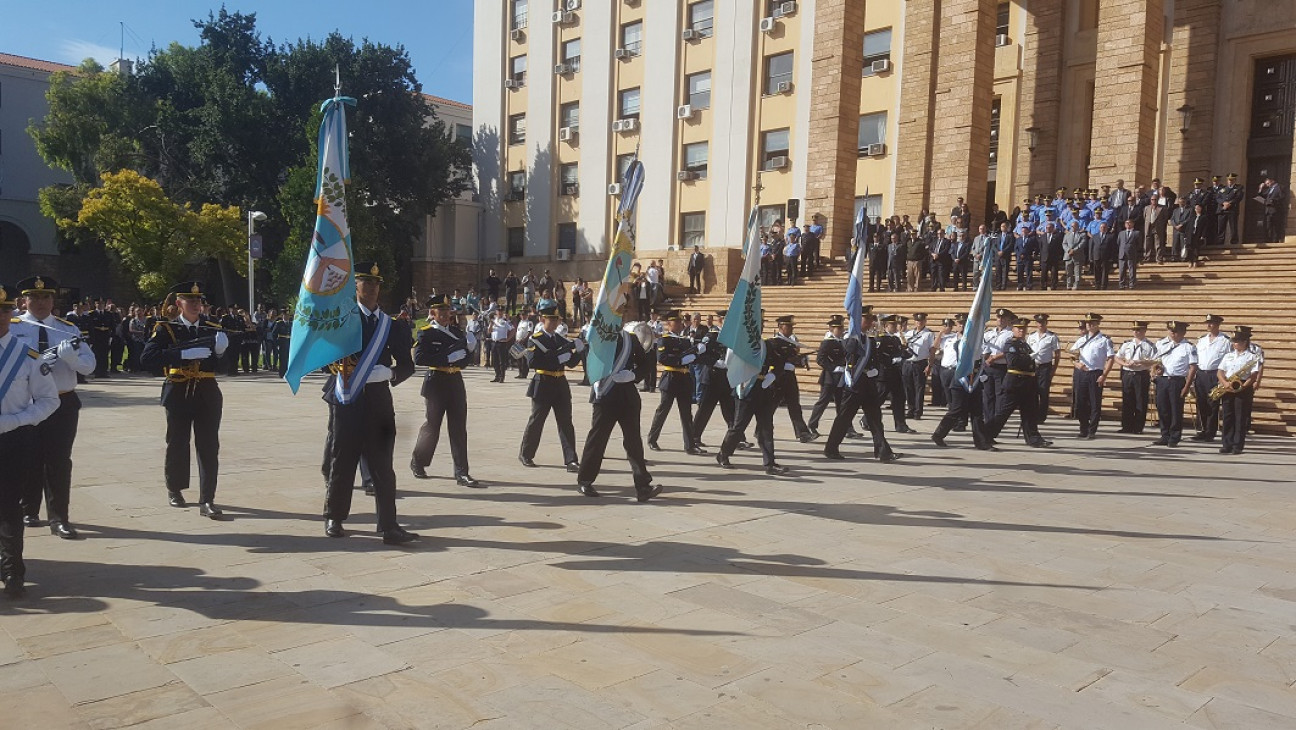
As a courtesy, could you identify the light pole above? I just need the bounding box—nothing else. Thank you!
[247,210,267,310]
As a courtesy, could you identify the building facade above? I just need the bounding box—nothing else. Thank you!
[473,0,1296,277]
[411,94,484,296]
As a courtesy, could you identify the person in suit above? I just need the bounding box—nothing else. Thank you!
[993,222,1013,291]
[886,230,906,292]
[647,310,704,453]
[410,295,480,488]
[1062,221,1088,290]
[1040,222,1064,290]
[1014,226,1038,290]
[1117,219,1143,289]
[867,224,889,292]
[929,232,953,292]
[1170,198,1194,263]
[518,304,583,470]
[952,228,973,291]
[319,263,417,543]
[1185,177,1216,250]
[1142,196,1170,263]
[140,282,232,518]
[577,323,662,501]
[687,245,706,295]
[1260,176,1286,243]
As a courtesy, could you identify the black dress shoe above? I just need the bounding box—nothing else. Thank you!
[685,447,707,456]
[565,461,581,473]
[636,483,663,503]
[715,454,734,469]
[1028,440,1053,448]
[1218,446,1234,454]
[765,464,789,476]
[931,435,948,447]
[577,482,601,498]
[647,441,662,452]
[410,461,431,479]
[363,482,376,496]
[382,527,420,545]
[737,441,753,450]
[50,522,78,539]
[878,453,899,463]
[1191,433,1211,442]
[199,502,223,519]
[824,450,846,460]
[456,475,483,488]
[1151,438,1169,446]
[168,491,187,508]
[3,577,25,599]
[22,515,42,528]
[518,455,537,467]
[325,519,345,538]
[902,427,918,434]
[1085,433,1097,440]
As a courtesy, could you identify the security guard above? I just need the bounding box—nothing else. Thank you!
[0,283,60,598]
[647,310,704,454]
[518,303,583,470]
[1114,321,1158,434]
[10,276,95,538]
[321,262,417,544]
[807,315,849,438]
[577,324,661,500]
[410,294,479,487]
[140,282,231,517]
[1068,312,1114,439]
[901,313,935,420]
[1192,314,1230,441]
[1151,320,1197,447]
[985,318,1051,448]
[691,311,738,448]
[824,309,897,461]
[1216,325,1262,455]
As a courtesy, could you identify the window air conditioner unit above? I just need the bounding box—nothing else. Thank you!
[775,81,793,94]
[554,63,572,75]
[613,118,639,132]
[608,183,623,195]
[681,28,697,41]
[677,104,695,120]
[870,58,891,74]
[566,0,581,10]
[508,190,525,201]
[556,249,573,261]
[614,48,630,59]
[767,156,789,170]
[562,183,579,196]
[759,17,777,33]
[776,1,798,17]
[552,11,574,24]
[558,126,576,141]
[867,143,887,157]
[510,28,524,41]
[995,34,1010,47]
[504,79,519,89]
[495,252,509,263]
[677,170,697,182]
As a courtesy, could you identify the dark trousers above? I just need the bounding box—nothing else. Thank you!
[882,369,909,431]
[993,256,1010,289]
[931,364,951,407]
[1217,210,1239,246]
[785,256,799,284]
[520,395,578,464]
[411,374,470,477]
[720,392,777,466]
[689,270,702,293]
[982,366,1005,424]
[953,260,971,290]
[987,373,1044,444]
[164,388,223,502]
[778,374,809,438]
[1219,389,1253,452]
[324,386,399,530]
[929,258,949,290]
[1016,258,1034,289]
[109,340,125,371]
[1073,368,1103,436]
[1035,362,1054,422]
[1120,370,1151,433]
[90,336,110,376]
[808,381,843,432]
[1092,259,1110,289]
[869,257,887,291]
[693,373,736,445]
[648,385,695,449]
[887,263,904,291]
[1264,207,1283,242]
[276,342,290,376]
[263,339,276,370]
[241,341,259,372]
[1193,369,1220,437]
[901,361,928,418]
[826,388,893,459]
[492,341,511,381]
[1041,260,1061,289]
[22,392,80,524]
[1154,375,1187,443]
[578,384,652,488]
[0,427,33,582]
[933,381,989,448]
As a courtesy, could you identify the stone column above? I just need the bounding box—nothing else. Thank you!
[926,0,999,225]
[1161,0,1219,193]
[893,0,939,216]
[803,0,866,258]
[1088,0,1165,186]
[1013,0,1065,203]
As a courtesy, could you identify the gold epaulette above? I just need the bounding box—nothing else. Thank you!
[9,317,19,324]
[532,331,544,338]
[419,324,433,331]
[206,321,224,329]
[54,316,74,326]
[26,347,39,359]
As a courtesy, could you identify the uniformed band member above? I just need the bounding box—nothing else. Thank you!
[876,315,916,434]
[1068,313,1114,439]
[985,318,1051,448]
[980,308,1015,425]
[932,330,992,450]
[1216,325,1262,455]
[901,313,935,420]
[1150,320,1198,446]
[10,276,95,538]
[513,311,535,379]
[647,310,704,454]
[691,311,739,448]
[717,326,792,474]
[410,295,479,487]
[1114,321,1157,434]
[824,310,898,461]
[770,315,814,442]
[1026,314,1060,422]
[930,318,956,409]
[1192,314,1230,441]
[807,315,848,437]
[0,283,59,597]
[321,263,418,543]
[140,282,231,517]
[518,304,583,470]
[577,323,661,500]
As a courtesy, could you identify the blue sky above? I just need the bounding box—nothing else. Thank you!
[0,0,474,103]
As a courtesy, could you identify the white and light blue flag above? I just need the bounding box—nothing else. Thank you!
[585,158,645,383]
[718,207,765,389]
[953,242,996,391]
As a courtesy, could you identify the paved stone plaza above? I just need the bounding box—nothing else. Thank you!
[1,369,1294,729]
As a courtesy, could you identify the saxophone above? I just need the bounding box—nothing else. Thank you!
[1209,355,1260,400]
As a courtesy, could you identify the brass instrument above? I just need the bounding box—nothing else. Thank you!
[1209,354,1261,400]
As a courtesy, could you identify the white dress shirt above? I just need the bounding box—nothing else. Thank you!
[10,313,96,392]
[940,335,962,368]
[1026,330,1060,366]
[1219,348,1263,379]
[1070,331,1114,370]
[904,327,936,360]
[1115,338,1157,371]
[0,332,60,433]
[1195,333,1232,371]
[1153,337,1197,377]
[982,328,1013,359]
[490,316,514,341]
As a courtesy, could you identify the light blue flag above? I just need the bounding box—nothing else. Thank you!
[718,208,765,390]
[953,243,996,392]
[844,194,869,338]
[284,95,363,393]
[585,159,645,383]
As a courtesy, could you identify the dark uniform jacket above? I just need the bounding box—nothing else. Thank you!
[1004,337,1037,375]
[525,328,579,402]
[843,335,886,394]
[591,332,652,403]
[817,336,847,386]
[321,312,414,405]
[655,333,697,397]
[140,316,226,406]
[414,322,472,397]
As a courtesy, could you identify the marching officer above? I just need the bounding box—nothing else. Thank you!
[10,276,95,539]
[980,308,1015,425]
[901,313,935,420]
[824,309,898,461]
[932,323,992,450]
[1068,313,1114,439]
[646,310,704,454]
[985,317,1051,448]
[410,295,480,487]
[320,262,417,544]
[1150,321,1197,447]
[0,283,60,598]
[518,304,583,470]
[1026,313,1060,422]
[140,282,231,517]
[576,323,661,501]
[807,315,849,438]
[692,311,739,448]
[1216,325,1262,455]
[716,324,793,475]
[1114,320,1158,434]
[1192,314,1230,441]
[770,315,814,442]
[876,315,916,434]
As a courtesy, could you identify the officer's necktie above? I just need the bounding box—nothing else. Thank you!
[38,324,49,353]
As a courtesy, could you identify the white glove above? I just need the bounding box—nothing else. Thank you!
[612,369,636,383]
[369,364,393,382]
[465,332,478,351]
[447,349,467,363]
[181,347,212,361]
[978,373,989,383]
[833,366,846,374]
[865,368,879,378]
[682,354,696,365]
[761,372,777,388]
[573,339,587,354]
[57,340,79,362]
[558,352,572,364]
[213,331,229,356]
[696,342,707,354]
[783,362,796,371]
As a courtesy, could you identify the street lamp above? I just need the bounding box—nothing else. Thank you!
[1025,126,1040,154]
[247,210,267,310]
[1177,104,1193,134]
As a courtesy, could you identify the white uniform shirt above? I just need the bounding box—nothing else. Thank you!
[10,313,96,392]
[490,316,514,341]
[982,327,1013,358]
[1026,330,1060,366]
[1219,348,1263,380]
[1070,331,1115,370]
[1195,333,1232,371]
[904,327,936,360]
[940,334,962,368]
[0,332,60,433]
[515,319,535,341]
[1115,338,1157,371]
[1153,337,1197,377]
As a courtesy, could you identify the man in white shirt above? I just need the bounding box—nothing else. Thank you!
[930,318,957,408]
[489,311,515,383]
[1150,321,1198,446]
[902,313,935,420]
[513,313,535,380]
[1026,314,1060,423]
[981,308,1016,424]
[1113,320,1158,434]
[1068,313,1115,439]
[0,283,60,597]
[1192,313,1231,442]
[8,276,95,539]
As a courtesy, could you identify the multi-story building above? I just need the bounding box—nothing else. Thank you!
[473,0,1296,281]
[411,93,484,296]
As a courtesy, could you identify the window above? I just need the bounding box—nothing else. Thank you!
[686,71,712,109]
[511,0,528,30]
[861,29,892,74]
[681,212,706,247]
[455,124,472,146]
[688,1,714,38]
[758,205,785,231]
[508,114,526,145]
[616,153,635,183]
[988,97,1001,168]
[855,195,882,225]
[764,52,794,95]
[761,128,790,169]
[683,142,709,178]
[619,87,641,119]
[857,111,887,154]
[1079,0,1099,30]
[621,21,643,55]
[508,226,525,257]
[560,163,579,196]
[559,102,579,130]
[558,223,577,253]
[562,38,581,72]
[995,2,1010,37]
[508,171,526,199]
[510,55,527,84]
